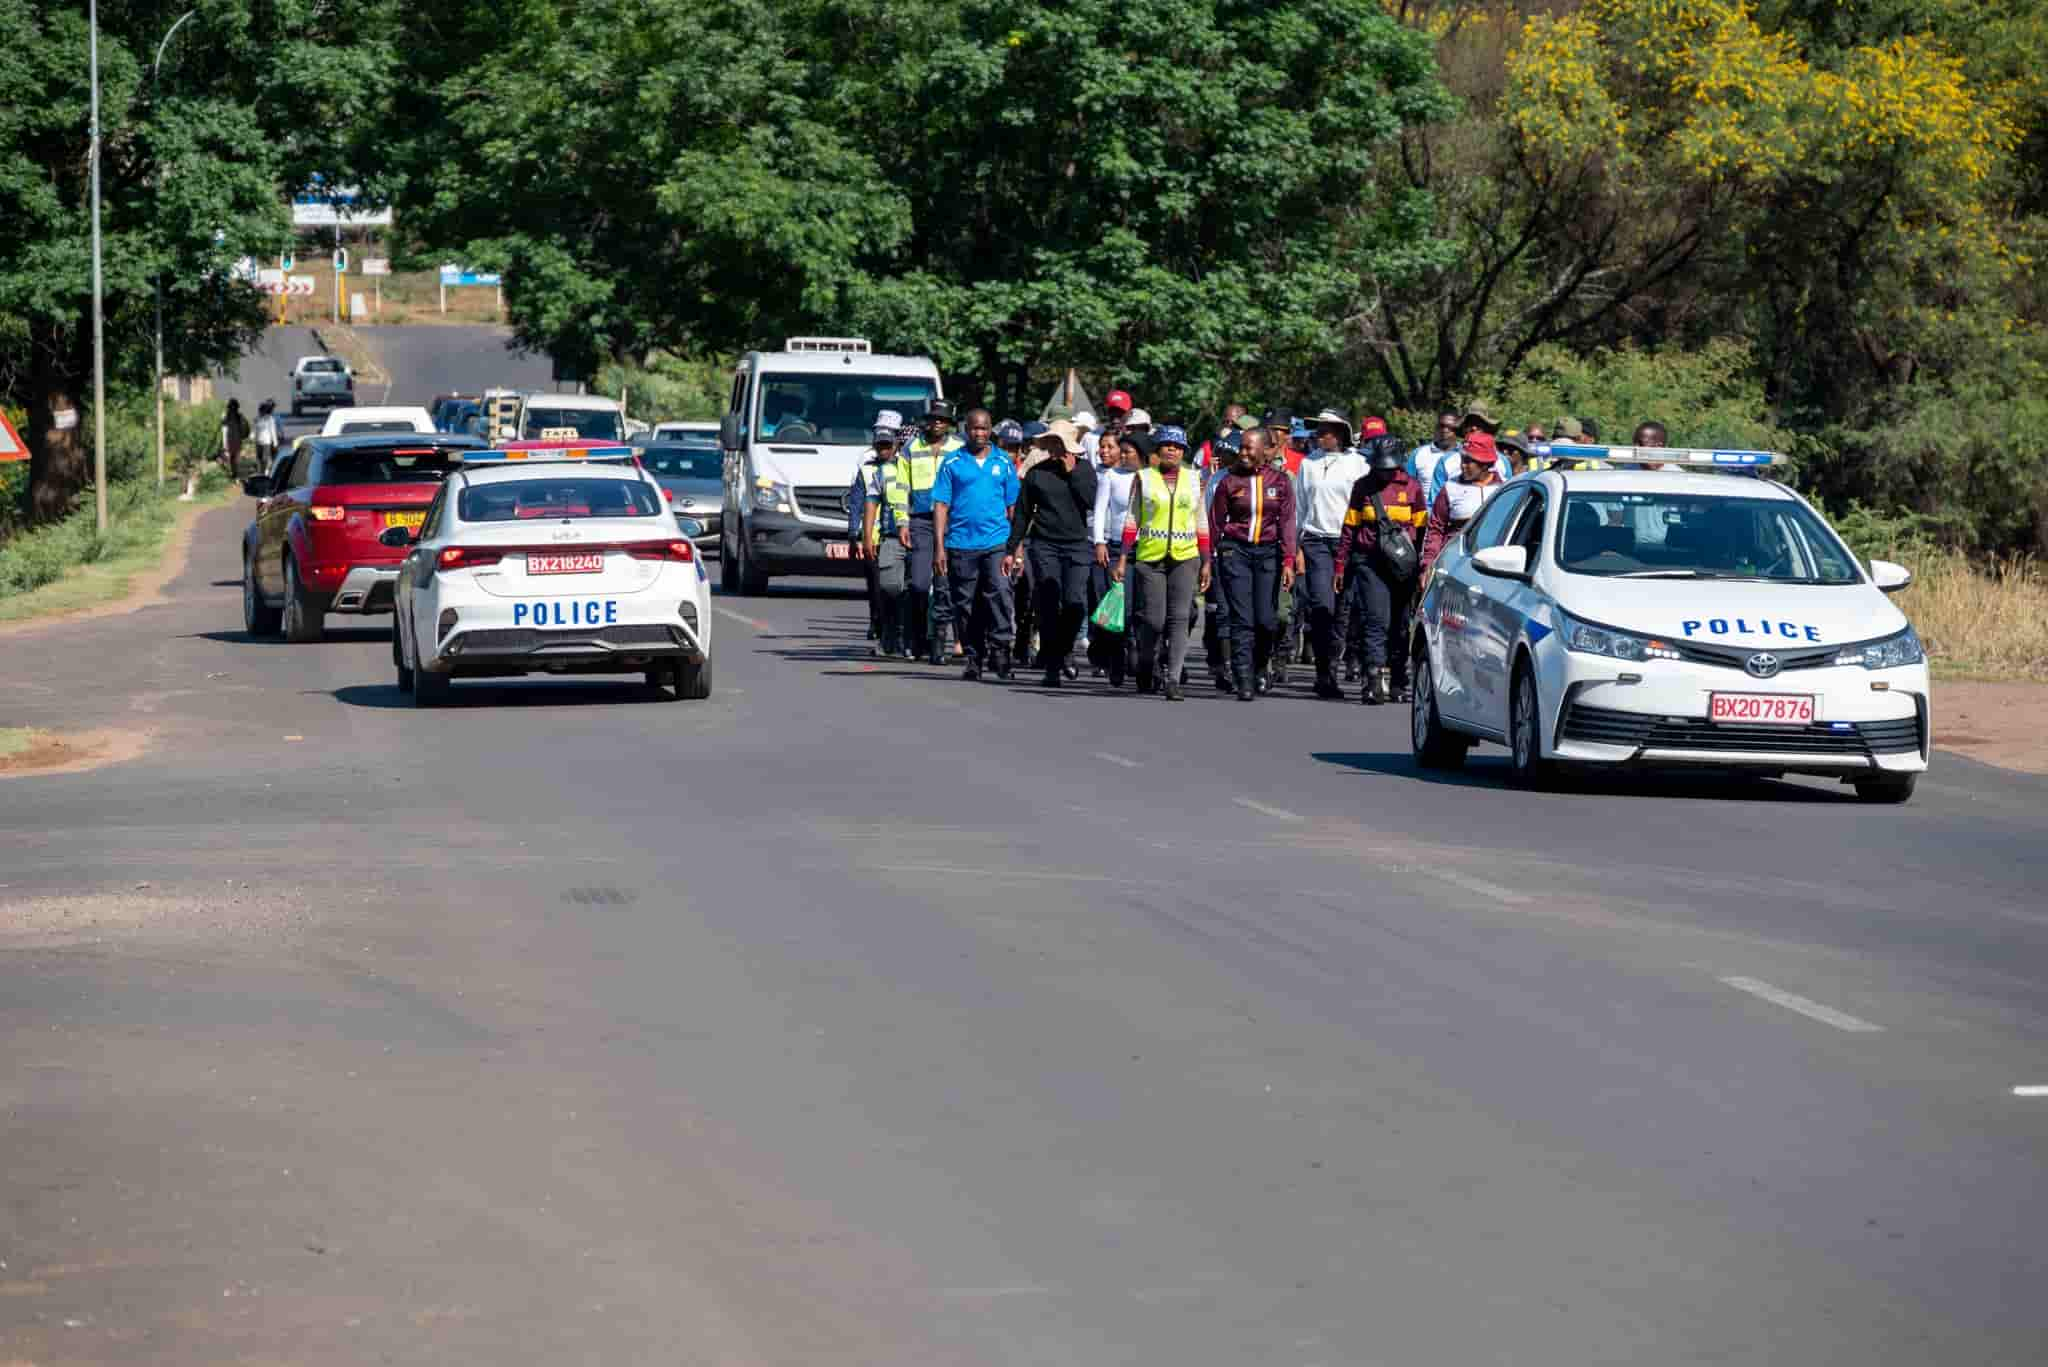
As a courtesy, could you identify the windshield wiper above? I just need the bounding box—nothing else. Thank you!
[1614,569,1716,579]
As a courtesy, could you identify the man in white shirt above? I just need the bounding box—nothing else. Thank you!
[1295,410,1373,699]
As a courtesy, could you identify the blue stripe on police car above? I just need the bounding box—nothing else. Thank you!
[513,600,620,627]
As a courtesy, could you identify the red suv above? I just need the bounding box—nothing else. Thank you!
[241,434,485,642]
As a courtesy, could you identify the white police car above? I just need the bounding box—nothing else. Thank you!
[1410,447,1928,802]
[388,447,712,706]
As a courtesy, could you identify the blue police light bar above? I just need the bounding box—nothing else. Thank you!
[457,445,640,464]
[1534,443,1786,468]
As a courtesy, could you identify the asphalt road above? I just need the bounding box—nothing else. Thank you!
[3,505,2046,1364]
[214,325,556,436]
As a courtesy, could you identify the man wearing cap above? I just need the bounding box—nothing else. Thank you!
[1497,430,1536,477]
[1100,390,1134,449]
[1544,416,1607,471]
[1424,406,1512,508]
[1334,435,1428,705]
[1210,426,1299,700]
[931,409,1021,682]
[858,413,914,659]
[1116,426,1210,700]
[904,400,964,664]
[1295,410,1373,699]
[1007,420,1097,687]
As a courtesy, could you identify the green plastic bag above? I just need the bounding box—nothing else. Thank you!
[1090,580,1127,633]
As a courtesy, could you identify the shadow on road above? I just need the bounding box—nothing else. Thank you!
[1314,750,1857,802]
[190,628,389,647]
[332,680,675,710]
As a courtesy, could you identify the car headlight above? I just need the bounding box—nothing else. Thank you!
[1835,626,1924,670]
[753,477,791,513]
[1558,611,1680,663]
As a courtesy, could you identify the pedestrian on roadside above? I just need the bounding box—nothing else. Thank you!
[1211,426,1298,700]
[1294,410,1370,699]
[1115,426,1210,700]
[1196,404,1248,472]
[858,413,913,658]
[219,398,251,477]
[1200,425,1244,691]
[1408,410,1460,484]
[1089,430,1143,686]
[931,410,1021,681]
[1421,430,1504,577]
[1334,435,1427,705]
[903,399,963,664]
[1423,406,1511,507]
[1007,420,1097,688]
[253,399,280,477]
[1007,420,1051,665]
[1498,431,1536,477]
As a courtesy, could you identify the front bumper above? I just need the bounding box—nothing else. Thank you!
[744,509,860,578]
[1539,652,1930,775]
[295,390,351,409]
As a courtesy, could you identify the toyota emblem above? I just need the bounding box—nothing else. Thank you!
[1745,652,1782,679]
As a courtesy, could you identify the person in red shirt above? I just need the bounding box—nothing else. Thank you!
[1335,436,1428,704]
[1421,430,1505,575]
[1209,427,1299,700]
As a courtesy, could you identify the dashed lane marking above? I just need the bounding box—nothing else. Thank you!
[1719,976,1883,1033]
[1232,797,1304,823]
[713,606,769,630]
[1093,751,1141,768]
[2013,1086,2048,1097]
[1438,870,1533,906]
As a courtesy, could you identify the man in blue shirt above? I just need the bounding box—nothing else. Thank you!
[931,409,1021,681]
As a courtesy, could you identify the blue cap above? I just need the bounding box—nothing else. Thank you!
[1290,418,1309,439]
[994,419,1025,446]
[1153,425,1188,448]
[1021,420,1050,441]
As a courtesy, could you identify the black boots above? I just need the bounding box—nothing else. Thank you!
[1361,668,1389,705]
[1313,669,1344,700]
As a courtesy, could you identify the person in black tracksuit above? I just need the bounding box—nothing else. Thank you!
[1007,422,1098,688]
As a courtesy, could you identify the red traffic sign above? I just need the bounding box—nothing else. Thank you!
[0,408,26,462]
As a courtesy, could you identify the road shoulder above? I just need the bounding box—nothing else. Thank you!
[0,487,234,636]
[1936,681,2048,775]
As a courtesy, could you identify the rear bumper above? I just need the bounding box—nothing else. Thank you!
[330,565,398,614]
[430,619,706,675]
[294,391,352,409]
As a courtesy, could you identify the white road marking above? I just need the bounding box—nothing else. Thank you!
[1093,751,1141,768]
[1232,797,1303,823]
[713,605,768,630]
[940,1286,1054,1299]
[860,863,1126,884]
[1438,870,1532,905]
[2012,1086,2048,1097]
[1719,976,1883,1033]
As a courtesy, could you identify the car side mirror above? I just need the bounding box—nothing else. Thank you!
[718,414,740,449]
[1471,545,1529,579]
[1868,559,1912,593]
[378,525,417,548]
[241,475,272,498]
[676,516,706,539]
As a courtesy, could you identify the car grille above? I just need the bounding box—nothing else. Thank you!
[1667,639,1840,672]
[794,486,848,521]
[455,624,682,654]
[1560,704,1922,757]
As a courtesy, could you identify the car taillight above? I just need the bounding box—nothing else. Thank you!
[309,504,345,521]
[438,546,505,570]
[625,540,694,562]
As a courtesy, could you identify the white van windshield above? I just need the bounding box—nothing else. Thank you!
[756,375,936,445]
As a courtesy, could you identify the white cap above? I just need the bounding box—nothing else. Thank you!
[1072,411,1098,431]
[1127,408,1152,427]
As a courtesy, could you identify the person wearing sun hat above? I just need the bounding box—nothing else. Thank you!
[1422,429,1505,577]
[1008,420,1098,686]
[1423,411,1512,507]
[1294,409,1372,699]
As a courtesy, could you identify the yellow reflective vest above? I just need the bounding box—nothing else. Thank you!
[904,435,963,513]
[1133,467,1204,563]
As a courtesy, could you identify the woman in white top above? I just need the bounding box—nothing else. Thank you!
[1086,435,1144,686]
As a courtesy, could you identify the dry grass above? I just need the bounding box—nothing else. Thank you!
[271,265,504,326]
[1894,550,2048,681]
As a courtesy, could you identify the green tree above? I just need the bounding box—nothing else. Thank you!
[0,0,399,521]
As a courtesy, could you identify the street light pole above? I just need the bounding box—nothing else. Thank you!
[88,0,107,533]
[152,10,197,490]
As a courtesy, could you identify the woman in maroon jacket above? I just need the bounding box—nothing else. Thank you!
[1334,437,1428,704]
[1421,430,1505,574]
[1208,427,1299,700]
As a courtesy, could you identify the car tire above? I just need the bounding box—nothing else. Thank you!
[1410,651,1469,771]
[1853,773,1917,804]
[675,654,712,700]
[411,661,451,708]
[282,557,325,644]
[1506,662,1556,788]
[243,553,283,636]
[393,620,415,694]
[720,514,741,593]
[735,525,769,596]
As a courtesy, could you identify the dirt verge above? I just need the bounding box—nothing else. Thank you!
[1936,682,2048,776]
[0,729,151,778]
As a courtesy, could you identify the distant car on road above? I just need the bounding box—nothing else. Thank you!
[320,405,436,436]
[1410,448,1929,803]
[430,394,480,433]
[387,450,711,706]
[240,433,485,643]
[649,421,717,443]
[289,355,354,417]
[633,437,723,548]
[513,393,625,443]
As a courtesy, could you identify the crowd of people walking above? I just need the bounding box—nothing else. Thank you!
[847,390,1660,704]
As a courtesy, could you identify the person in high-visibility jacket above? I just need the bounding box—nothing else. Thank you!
[903,399,964,664]
[1334,436,1428,705]
[859,416,914,659]
[1115,426,1211,701]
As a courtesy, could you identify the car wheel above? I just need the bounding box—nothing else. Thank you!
[1506,662,1555,788]
[243,553,283,636]
[393,618,415,694]
[411,658,451,708]
[719,513,741,593]
[282,557,325,643]
[1853,773,1917,804]
[735,525,769,595]
[1410,651,1469,771]
[675,654,712,700]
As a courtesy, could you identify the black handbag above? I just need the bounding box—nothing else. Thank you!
[1370,489,1420,581]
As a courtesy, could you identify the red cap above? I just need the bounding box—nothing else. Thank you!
[1104,389,1133,414]
[1463,431,1497,462]
[1358,416,1388,438]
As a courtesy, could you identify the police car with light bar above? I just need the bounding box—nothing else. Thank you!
[1410,446,1929,802]
[387,445,712,706]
